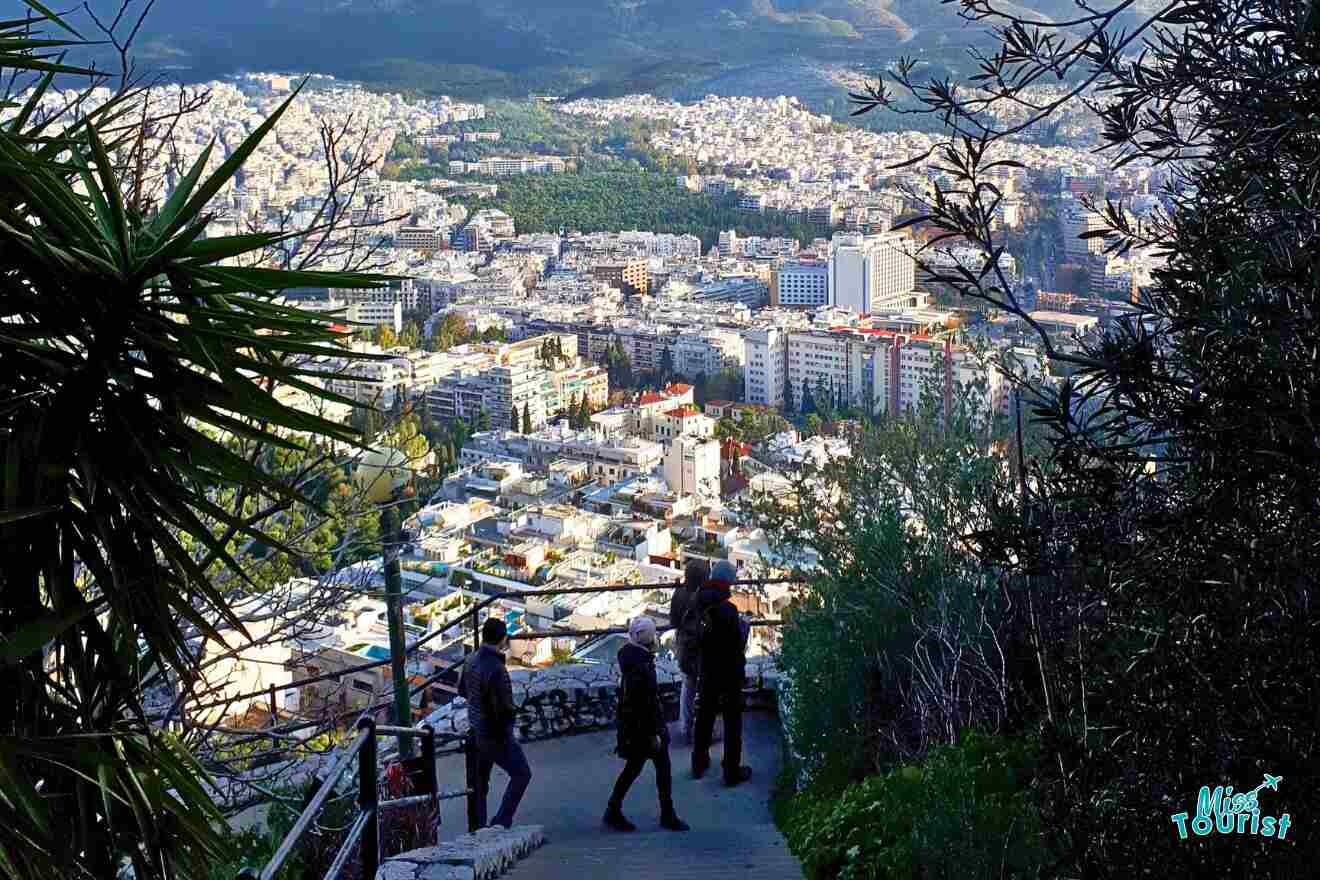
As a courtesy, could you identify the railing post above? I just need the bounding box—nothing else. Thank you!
[465,733,481,833]
[469,607,480,655]
[422,723,438,815]
[357,717,379,880]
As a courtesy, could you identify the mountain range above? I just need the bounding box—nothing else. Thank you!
[76,0,1149,100]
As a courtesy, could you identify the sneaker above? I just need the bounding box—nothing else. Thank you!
[660,813,690,832]
[603,808,636,832]
[723,766,753,787]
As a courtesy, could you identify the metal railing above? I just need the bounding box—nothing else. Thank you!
[230,578,793,880]
[236,718,471,880]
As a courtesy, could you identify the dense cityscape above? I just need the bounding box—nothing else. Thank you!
[2,2,1314,879]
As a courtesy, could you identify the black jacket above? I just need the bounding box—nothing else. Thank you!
[615,642,667,759]
[669,585,702,676]
[459,645,516,741]
[694,586,747,692]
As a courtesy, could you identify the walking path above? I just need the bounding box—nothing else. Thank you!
[429,711,803,880]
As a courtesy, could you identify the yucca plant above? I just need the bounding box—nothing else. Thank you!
[0,4,396,877]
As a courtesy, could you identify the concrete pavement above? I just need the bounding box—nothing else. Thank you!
[428,711,802,880]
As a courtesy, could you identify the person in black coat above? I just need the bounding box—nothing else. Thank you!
[603,616,690,832]
[691,560,753,787]
[458,617,533,828]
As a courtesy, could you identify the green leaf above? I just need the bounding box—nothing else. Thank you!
[0,603,95,664]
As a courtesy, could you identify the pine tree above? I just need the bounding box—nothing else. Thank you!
[578,394,591,428]
[522,402,533,434]
[511,404,520,432]
[476,406,490,432]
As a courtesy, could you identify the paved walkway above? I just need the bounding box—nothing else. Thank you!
[429,711,802,880]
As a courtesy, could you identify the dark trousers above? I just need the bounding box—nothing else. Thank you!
[474,735,532,829]
[692,686,743,781]
[608,742,675,815]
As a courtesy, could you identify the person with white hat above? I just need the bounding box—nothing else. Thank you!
[603,615,690,832]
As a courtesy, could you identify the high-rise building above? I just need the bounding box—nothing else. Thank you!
[743,327,788,408]
[1062,205,1108,263]
[771,260,829,308]
[828,232,918,314]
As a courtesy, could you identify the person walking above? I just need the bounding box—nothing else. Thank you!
[460,617,533,828]
[603,616,690,833]
[690,560,753,787]
[669,559,708,744]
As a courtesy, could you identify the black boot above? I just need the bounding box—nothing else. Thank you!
[660,808,690,832]
[691,754,710,779]
[603,805,636,832]
[723,766,753,787]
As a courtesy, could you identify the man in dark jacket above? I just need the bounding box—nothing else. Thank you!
[603,616,690,832]
[691,560,753,786]
[668,559,708,744]
[459,617,532,828]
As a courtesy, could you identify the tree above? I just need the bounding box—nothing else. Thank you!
[848,0,1320,873]
[511,404,520,432]
[658,347,675,386]
[521,402,533,434]
[578,394,591,429]
[800,378,816,415]
[0,14,395,875]
[399,321,421,350]
[434,312,469,351]
[748,387,1016,780]
[373,323,398,349]
[476,406,491,432]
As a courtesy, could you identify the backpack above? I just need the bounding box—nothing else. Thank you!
[681,597,717,652]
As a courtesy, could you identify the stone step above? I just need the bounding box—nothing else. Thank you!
[377,826,546,880]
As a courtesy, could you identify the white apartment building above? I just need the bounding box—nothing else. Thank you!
[525,427,664,483]
[773,261,829,308]
[323,354,411,409]
[743,326,788,408]
[828,232,918,314]
[717,229,739,258]
[663,435,721,499]
[347,301,404,332]
[786,327,1004,419]
[485,363,549,432]
[673,329,745,378]
[1062,205,1108,263]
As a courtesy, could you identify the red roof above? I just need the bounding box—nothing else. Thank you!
[638,392,665,405]
[665,405,701,418]
[665,383,693,395]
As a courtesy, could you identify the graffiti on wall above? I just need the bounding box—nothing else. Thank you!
[420,658,776,744]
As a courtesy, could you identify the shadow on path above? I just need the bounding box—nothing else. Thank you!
[430,710,803,879]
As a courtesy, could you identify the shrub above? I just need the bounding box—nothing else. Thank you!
[781,732,1045,880]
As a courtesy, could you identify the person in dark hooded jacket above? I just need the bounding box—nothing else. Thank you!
[668,558,708,744]
[690,560,753,786]
[603,616,689,832]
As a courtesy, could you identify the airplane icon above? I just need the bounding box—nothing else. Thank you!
[1244,774,1283,800]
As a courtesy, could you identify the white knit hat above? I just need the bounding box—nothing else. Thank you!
[628,615,657,650]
